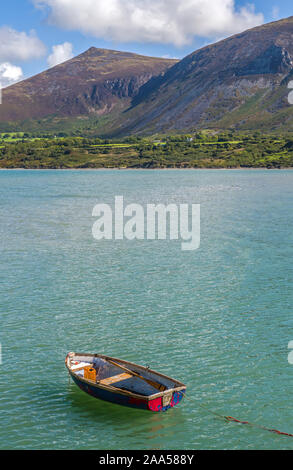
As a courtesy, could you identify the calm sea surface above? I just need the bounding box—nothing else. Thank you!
[0,169,293,450]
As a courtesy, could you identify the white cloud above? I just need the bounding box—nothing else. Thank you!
[0,62,23,88]
[33,0,264,46]
[47,42,74,67]
[0,27,46,62]
[272,6,280,20]
[162,54,180,59]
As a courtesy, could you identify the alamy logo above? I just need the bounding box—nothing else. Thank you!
[288,81,293,105]
[92,196,200,251]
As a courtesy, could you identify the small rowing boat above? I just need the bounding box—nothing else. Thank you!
[65,352,186,412]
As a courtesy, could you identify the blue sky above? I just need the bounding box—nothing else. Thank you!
[0,0,292,86]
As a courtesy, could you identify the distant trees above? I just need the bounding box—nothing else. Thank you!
[0,132,292,169]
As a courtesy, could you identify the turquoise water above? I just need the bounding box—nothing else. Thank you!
[0,169,293,450]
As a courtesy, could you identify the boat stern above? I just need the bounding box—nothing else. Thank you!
[148,388,186,412]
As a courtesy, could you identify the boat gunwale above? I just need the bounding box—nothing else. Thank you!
[65,352,186,401]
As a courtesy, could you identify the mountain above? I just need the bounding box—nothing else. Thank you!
[114,16,293,135]
[0,48,177,122]
[2,17,293,134]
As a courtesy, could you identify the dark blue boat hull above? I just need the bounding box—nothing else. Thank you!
[72,374,185,412]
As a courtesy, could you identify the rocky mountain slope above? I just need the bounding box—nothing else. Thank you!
[115,16,293,134]
[0,48,177,122]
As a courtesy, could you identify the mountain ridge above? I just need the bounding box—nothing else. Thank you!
[114,16,293,135]
[0,47,177,122]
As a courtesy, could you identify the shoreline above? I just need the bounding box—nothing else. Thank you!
[1,167,293,171]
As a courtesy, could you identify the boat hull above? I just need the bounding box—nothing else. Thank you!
[71,375,185,412]
[71,374,185,412]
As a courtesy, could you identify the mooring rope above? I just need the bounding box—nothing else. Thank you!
[181,393,293,438]
[223,415,293,438]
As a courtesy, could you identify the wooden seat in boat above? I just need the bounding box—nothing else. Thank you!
[99,372,133,386]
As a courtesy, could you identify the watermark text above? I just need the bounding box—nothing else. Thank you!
[92,196,200,251]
